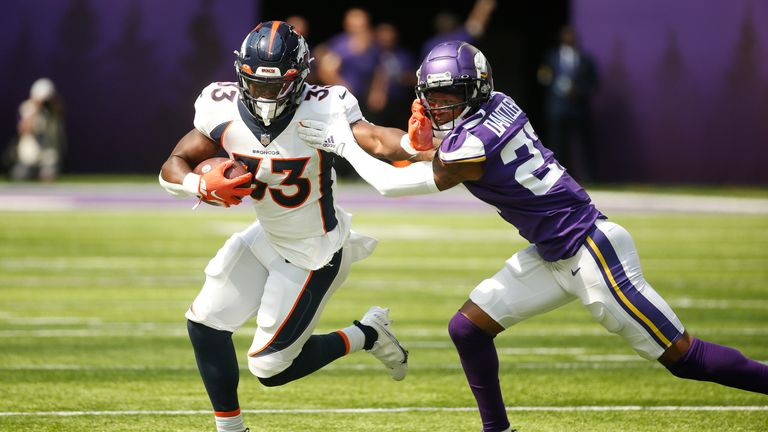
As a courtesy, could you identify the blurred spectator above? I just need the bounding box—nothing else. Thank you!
[316,7,380,117]
[315,7,381,177]
[420,0,497,62]
[285,15,308,38]
[6,78,66,181]
[366,23,417,129]
[537,25,599,181]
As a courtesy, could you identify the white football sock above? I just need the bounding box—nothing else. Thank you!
[339,325,366,353]
[215,412,245,432]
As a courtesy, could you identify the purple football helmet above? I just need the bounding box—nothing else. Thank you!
[415,41,493,136]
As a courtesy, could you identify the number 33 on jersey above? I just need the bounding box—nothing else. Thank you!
[193,81,363,257]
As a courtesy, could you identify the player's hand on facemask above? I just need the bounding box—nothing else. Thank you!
[297,118,355,156]
[197,160,253,207]
[408,99,434,151]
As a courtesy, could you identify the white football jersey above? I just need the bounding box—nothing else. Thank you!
[193,82,363,270]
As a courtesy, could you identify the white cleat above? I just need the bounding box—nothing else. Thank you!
[359,306,408,381]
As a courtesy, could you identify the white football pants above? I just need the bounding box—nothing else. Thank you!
[470,219,685,360]
[185,221,375,378]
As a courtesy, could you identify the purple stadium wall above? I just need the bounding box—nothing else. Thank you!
[1,0,766,184]
[573,0,768,184]
[0,0,260,175]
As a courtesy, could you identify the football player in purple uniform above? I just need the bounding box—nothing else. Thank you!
[298,41,768,432]
[158,21,431,432]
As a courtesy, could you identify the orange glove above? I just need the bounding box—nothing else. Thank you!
[198,160,253,207]
[408,99,434,151]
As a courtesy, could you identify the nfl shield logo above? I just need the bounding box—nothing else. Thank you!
[260,134,271,145]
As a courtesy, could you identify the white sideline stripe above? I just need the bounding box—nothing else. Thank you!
[0,362,640,372]
[1,406,766,417]
[5,361,768,372]
[3,326,768,338]
[2,184,768,214]
[5,254,768,272]
[0,196,77,211]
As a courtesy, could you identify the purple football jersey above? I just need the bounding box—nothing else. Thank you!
[438,93,604,261]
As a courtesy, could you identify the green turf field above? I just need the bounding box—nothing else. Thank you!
[1,203,767,431]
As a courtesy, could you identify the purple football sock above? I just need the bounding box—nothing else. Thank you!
[448,312,510,432]
[666,337,768,394]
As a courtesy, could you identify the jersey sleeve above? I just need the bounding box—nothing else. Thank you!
[438,129,487,164]
[334,85,364,124]
[301,85,364,125]
[193,82,239,142]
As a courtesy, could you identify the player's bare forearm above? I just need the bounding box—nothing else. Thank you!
[410,148,436,162]
[432,158,484,191]
[351,121,433,162]
[161,128,219,183]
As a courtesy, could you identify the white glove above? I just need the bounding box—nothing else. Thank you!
[297,118,355,156]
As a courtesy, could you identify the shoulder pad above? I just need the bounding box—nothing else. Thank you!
[439,130,487,164]
[300,85,364,124]
[193,82,240,139]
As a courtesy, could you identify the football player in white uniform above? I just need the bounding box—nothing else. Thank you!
[158,21,428,432]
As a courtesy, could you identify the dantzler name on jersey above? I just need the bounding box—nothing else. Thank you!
[438,92,603,261]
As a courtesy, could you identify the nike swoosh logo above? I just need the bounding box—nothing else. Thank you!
[338,90,347,99]
[571,267,581,276]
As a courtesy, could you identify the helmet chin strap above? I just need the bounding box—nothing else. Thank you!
[431,104,472,139]
[255,100,286,126]
[260,103,272,126]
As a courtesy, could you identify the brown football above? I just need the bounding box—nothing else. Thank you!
[192,157,251,206]
[192,157,248,179]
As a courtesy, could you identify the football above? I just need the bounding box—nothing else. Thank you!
[192,157,251,206]
[193,157,248,178]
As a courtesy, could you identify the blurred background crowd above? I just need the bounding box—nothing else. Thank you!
[0,0,766,184]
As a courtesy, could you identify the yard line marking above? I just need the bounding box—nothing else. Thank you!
[0,362,658,373]
[1,406,766,416]
[352,224,523,242]
[0,256,206,270]
[2,326,768,338]
[0,365,198,371]
[3,316,104,325]
[668,298,768,310]
[216,223,525,242]
[0,329,190,337]
[10,361,768,372]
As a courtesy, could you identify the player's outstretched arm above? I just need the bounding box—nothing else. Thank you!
[349,121,434,163]
[299,118,480,196]
[297,99,436,163]
[348,98,437,162]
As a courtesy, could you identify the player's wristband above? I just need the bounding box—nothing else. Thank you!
[182,172,202,196]
[159,172,199,197]
[399,134,418,156]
